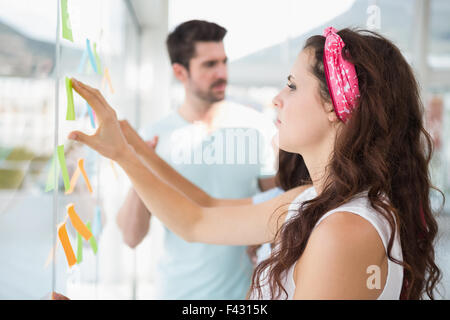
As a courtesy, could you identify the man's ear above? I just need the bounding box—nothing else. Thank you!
[172,63,189,82]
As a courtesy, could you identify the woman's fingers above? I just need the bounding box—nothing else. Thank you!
[71,78,107,117]
[67,80,129,161]
[68,130,98,150]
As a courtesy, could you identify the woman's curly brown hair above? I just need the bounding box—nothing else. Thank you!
[249,28,443,300]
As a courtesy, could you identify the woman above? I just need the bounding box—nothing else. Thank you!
[68,27,442,299]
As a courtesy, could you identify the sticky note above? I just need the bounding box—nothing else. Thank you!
[44,215,69,268]
[65,165,80,195]
[45,151,59,192]
[103,67,114,94]
[66,203,93,241]
[78,158,93,193]
[86,39,98,74]
[93,42,103,75]
[58,222,77,267]
[76,232,83,264]
[60,0,73,42]
[44,241,57,269]
[65,158,92,194]
[86,103,96,128]
[57,145,71,192]
[65,77,75,120]
[86,221,98,254]
[77,49,88,74]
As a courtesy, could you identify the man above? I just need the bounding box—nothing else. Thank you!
[116,20,276,299]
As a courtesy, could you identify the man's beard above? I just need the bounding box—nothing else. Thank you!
[191,79,227,103]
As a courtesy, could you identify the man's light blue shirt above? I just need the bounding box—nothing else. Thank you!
[141,103,276,299]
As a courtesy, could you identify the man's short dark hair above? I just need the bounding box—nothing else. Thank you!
[166,20,227,70]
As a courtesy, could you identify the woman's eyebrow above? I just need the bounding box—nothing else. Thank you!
[287,75,295,82]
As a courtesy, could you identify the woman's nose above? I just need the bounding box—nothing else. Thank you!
[272,93,283,109]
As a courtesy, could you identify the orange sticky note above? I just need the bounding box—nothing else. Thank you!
[67,203,93,241]
[78,159,93,193]
[57,222,77,268]
[44,215,69,268]
[65,166,80,195]
[44,242,57,269]
[104,67,114,94]
[65,158,93,194]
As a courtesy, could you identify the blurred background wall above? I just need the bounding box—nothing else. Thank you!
[0,0,449,299]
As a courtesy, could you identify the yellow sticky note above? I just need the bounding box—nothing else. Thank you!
[60,0,73,42]
[57,145,71,192]
[76,232,83,264]
[67,203,93,241]
[93,42,102,75]
[86,221,98,254]
[58,222,77,268]
[65,77,75,120]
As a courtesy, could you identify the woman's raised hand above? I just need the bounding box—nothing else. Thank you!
[68,78,131,161]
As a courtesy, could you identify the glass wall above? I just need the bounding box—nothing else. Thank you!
[0,0,140,299]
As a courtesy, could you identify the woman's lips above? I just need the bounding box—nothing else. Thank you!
[275,118,281,127]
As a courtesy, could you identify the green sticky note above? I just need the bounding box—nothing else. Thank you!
[61,0,73,42]
[65,77,75,120]
[57,145,71,192]
[93,42,103,75]
[45,151,59,192]
[76,232,83,264]
[86,221,98,254]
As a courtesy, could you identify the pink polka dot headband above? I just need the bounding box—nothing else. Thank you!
[323,27,360,123]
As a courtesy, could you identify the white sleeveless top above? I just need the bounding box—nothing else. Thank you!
[252,186,404,300]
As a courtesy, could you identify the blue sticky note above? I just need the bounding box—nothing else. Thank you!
[86,39,98,74]
[86,102,96,128]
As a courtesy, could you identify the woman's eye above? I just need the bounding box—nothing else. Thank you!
[287,83,296,90]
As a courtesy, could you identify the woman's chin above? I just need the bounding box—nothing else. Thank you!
[277,142,295,154]
[273,132,303,154]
